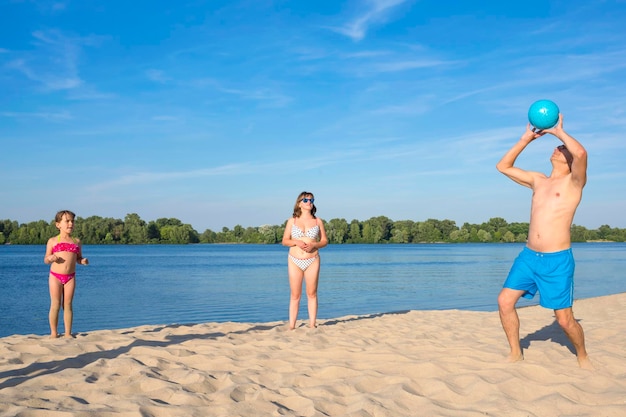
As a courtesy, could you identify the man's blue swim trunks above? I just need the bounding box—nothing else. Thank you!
[503,246,575,310]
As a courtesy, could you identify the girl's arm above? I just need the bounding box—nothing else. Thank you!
[44,238,57,264]
[77,240,89,265]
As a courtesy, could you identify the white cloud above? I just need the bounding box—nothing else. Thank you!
[146,69,169,83]
[331,0,412,41]
[0,110,73,122]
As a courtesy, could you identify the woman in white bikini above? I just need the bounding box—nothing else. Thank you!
[281,191,328,329]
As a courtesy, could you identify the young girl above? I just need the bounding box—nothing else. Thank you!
[44,210,89,338]
[281,191,328,329]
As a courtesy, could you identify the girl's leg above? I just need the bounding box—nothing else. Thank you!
[48,275,63,338]
[62,278,76,338]
[287,260,304,329]
[304,258,321,328]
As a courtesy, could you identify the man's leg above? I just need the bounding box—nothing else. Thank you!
[498,288,526,362]
[554,307,593,369]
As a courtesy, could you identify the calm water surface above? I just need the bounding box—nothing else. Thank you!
[0,243,624,337]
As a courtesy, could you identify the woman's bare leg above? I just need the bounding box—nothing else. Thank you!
[287,261,304,330]
[304,258,320,328]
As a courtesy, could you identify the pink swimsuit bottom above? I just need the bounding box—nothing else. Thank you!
[50,270,75,285]
[50,236,79,284]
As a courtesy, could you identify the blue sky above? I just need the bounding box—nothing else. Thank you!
[2,0,626,232]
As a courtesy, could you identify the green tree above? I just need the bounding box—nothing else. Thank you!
[361,216,392,243]
[449,228,470,242]
[508,222,529,237]
[0,219,19,243]
[258,224,278,244]
[233,225,245,240]
[217,227,236,243]
[390,220,413,243]
[147,221,161,242]
[348,219,362,243]
[200,229,217,243]
[502,230,516,243]
[412,220,442,242]
[477,229,492,242]
[242,226,262,243]
[326,218,349,244]
[431,219,458,239]
[124,213,148,244]
[156,218,183,228]
[487,217,508,231]
[160,225,193,244]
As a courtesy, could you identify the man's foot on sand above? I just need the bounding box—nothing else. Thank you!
[506,352,524,363]
[578,356,594,370]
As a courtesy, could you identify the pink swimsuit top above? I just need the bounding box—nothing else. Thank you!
[52,237,80,254]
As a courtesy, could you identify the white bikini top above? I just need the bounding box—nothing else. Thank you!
[291,219,320,240]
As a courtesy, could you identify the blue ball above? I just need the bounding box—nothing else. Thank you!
[528,99,559,130]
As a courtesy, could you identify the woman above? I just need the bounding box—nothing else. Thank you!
[282,191,328,329]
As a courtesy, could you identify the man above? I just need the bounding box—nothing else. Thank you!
[496,114,592,369]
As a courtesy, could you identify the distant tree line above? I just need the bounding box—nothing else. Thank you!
[1,214,624,245]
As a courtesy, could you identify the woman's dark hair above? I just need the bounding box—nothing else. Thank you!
[292,191,316,218]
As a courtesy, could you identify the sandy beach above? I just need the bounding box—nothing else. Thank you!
[1,293,625,417]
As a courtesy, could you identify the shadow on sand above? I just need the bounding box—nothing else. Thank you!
[0,311,411,390]
[520,319,579,355]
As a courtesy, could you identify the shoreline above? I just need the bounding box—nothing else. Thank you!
[0,291,607,340]
[1,293,625,416]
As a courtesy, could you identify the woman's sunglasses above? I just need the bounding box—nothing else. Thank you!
[301,198,315,203]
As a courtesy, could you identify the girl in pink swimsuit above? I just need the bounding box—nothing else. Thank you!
[281,191,328,330]
[44,210,89,338]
